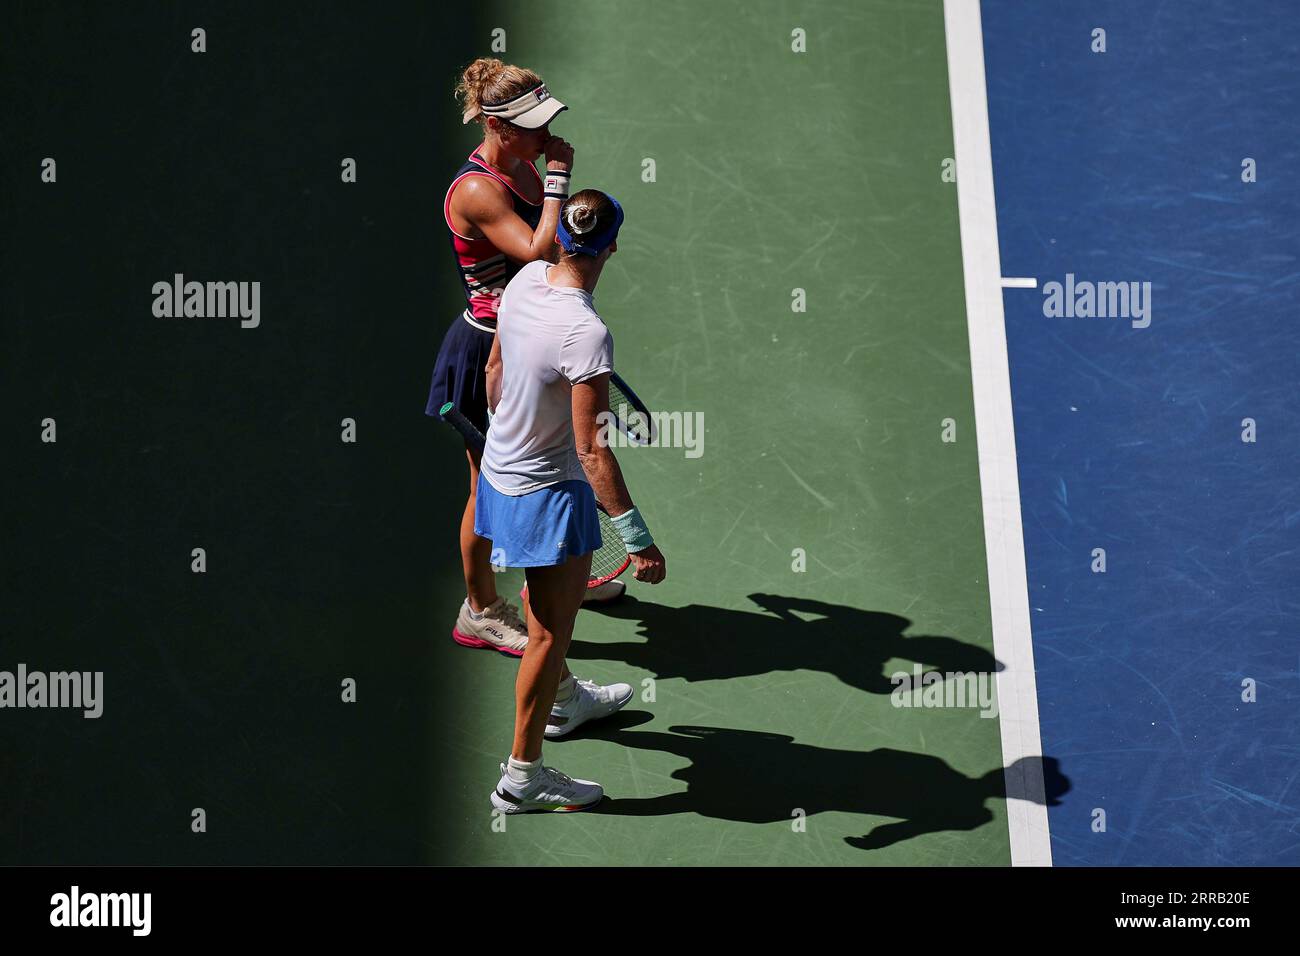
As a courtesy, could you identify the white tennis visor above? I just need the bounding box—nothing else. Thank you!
[476,83,567,129]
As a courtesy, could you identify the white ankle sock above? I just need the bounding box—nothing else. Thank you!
[506,755,542,787]
[465,599,485,620]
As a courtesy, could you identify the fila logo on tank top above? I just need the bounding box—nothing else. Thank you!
[444,148,543,332]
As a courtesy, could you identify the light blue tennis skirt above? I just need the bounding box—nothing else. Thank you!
[475,475,602,567]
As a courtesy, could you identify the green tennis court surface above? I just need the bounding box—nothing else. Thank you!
[433,0,1008,865]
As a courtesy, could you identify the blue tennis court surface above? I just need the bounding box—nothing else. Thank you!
[983,0,1300,864]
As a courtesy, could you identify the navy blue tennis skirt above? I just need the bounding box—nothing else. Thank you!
[427,312,495,433]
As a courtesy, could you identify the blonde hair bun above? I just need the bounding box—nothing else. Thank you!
[456,58,542,126]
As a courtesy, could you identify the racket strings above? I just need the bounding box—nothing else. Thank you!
[590,507,631,585]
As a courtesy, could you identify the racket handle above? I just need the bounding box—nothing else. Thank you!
[439,402,486,453]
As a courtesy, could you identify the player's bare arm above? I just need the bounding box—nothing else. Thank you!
[451,136,573,263]
[572,374,666,584]
[485,333,503,413]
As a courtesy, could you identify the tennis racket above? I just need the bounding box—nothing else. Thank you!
[608,370,656,445]
[439,402,631,588]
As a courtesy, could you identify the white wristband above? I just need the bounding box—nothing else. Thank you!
[543,169,570,200]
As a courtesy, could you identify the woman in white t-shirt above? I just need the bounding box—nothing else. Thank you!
[477,189,667,813]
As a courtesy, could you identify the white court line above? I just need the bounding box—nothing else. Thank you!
[1001,277,1038,289]
[943,0,1052,866]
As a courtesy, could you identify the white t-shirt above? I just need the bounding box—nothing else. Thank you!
[481,260,614,495]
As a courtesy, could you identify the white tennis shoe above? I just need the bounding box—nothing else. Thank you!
[583,579,626,604]
[452,598,529,657]
[490,764,603,814]
[545,678,635,739]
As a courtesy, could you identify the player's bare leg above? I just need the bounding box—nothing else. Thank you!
[512,552,590,760]
[461,446,497,612]
[451,446,531,656]
[490,552,602,813]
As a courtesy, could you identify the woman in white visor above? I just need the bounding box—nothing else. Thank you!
[429,59,582,659]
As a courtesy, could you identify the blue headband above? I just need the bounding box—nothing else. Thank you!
[556,196,624,256]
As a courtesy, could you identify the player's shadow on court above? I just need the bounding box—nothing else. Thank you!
[586,714,1070,851]
[571,592,1002,695]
